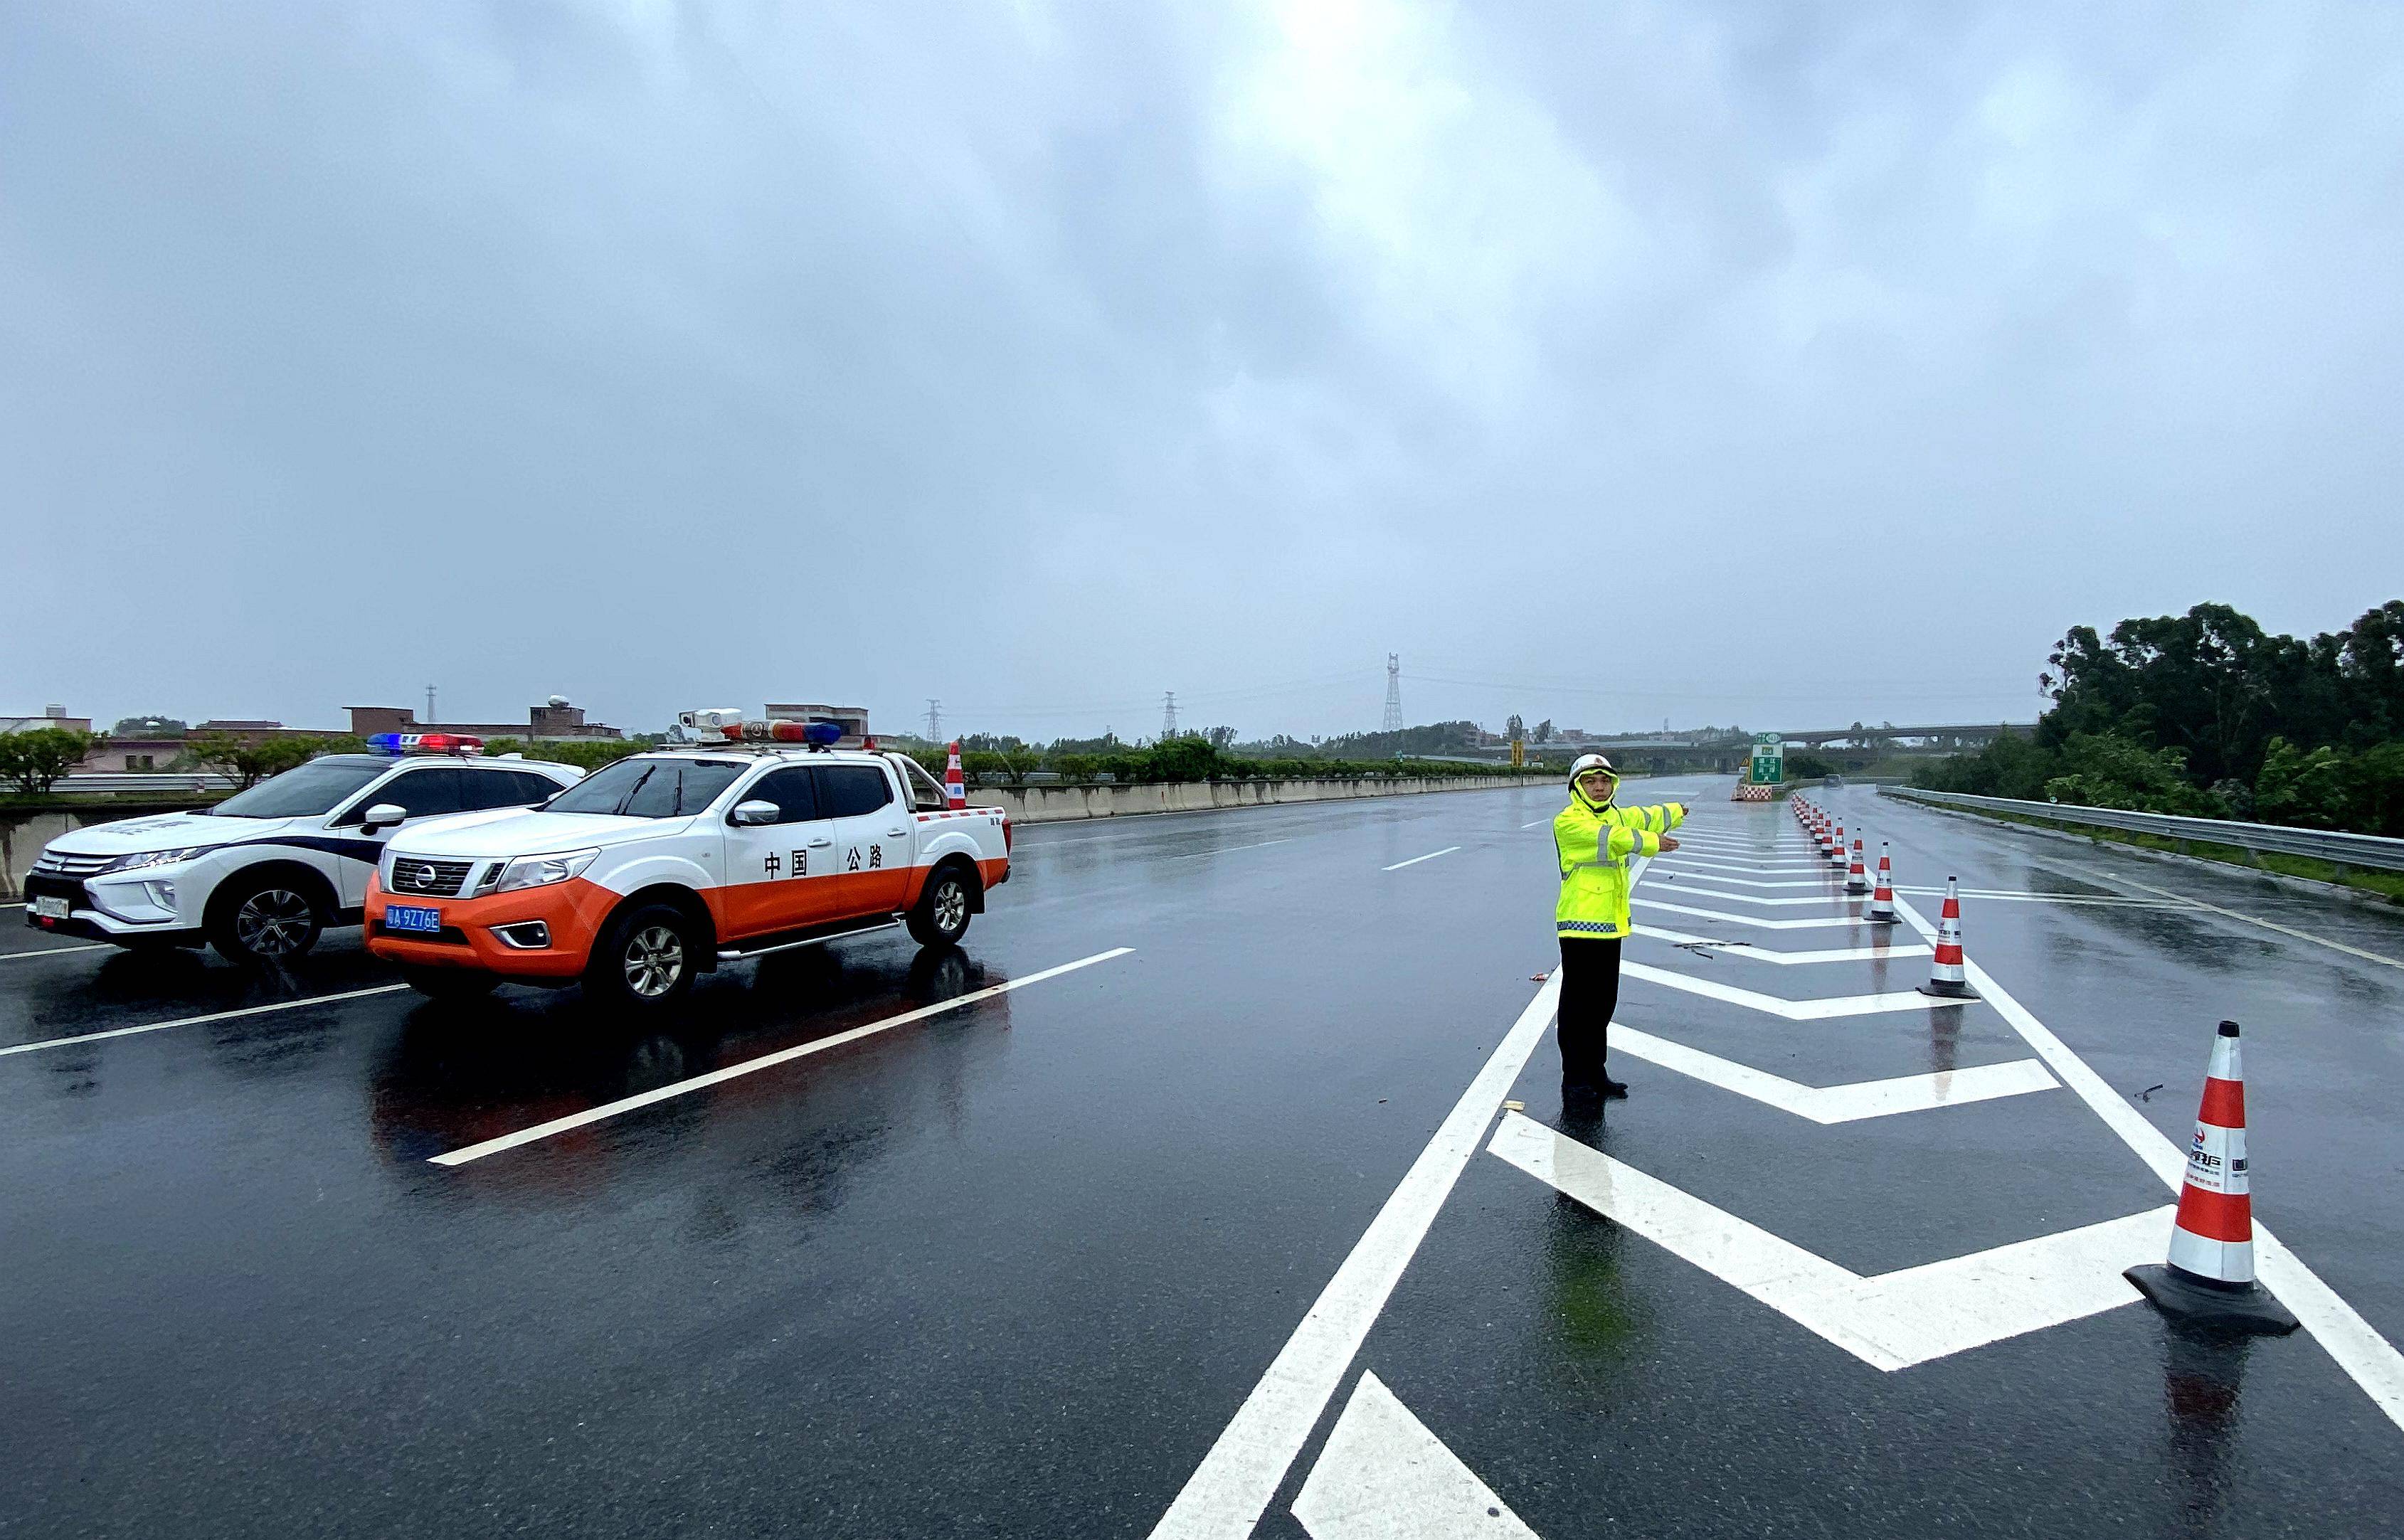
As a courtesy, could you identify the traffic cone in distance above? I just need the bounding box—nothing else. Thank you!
[1846,837,1870,894]
[1868,842,1898,923]
[1917,876,1977,999]
[2127,1022,2301,1334]
[945,740,967,810]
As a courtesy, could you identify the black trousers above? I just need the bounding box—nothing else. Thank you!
[1557,936,1623,1088]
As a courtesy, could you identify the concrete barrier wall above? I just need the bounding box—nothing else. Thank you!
[968,775,1527,824]
[0,781,1532,896]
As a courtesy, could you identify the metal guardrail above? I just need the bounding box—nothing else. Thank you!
[53,772,234,795]
[1881,785,2404,874]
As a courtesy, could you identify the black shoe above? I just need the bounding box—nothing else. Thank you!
[1599,1078,1629,1100]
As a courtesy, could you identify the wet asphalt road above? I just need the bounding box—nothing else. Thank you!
[6,777,2403,1537]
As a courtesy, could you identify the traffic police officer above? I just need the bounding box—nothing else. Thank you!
[1552,754,1685,1103]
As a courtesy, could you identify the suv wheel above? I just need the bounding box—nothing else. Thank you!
[586,903,697,1011]
[906,866,976,948]
[209,874,325,964]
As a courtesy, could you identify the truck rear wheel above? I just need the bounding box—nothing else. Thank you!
[586,902,698,1011]
[907,866,976,949]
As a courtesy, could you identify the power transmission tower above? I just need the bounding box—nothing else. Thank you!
[425,684,438,724]
[1162,691,1179,739]
[1382,654,1404,733]
[924,699,943,742]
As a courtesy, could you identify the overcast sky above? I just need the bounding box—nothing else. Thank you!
[6,1,2401,742]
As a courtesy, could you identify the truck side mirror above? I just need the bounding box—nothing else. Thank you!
[361,803,408,834]
[730,800,780,827]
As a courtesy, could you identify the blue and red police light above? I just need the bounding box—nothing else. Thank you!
[367,732,484,755]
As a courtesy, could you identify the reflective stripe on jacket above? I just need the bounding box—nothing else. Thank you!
[1553,791,1688,939]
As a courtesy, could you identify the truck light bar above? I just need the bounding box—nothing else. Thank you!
[367,732,485,755]
[675,711,843,748]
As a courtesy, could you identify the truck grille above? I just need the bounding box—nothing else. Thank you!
[387,858,475,898]
[33,850,115,877]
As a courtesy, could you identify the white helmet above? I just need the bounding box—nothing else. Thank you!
[1569,753,1616,786]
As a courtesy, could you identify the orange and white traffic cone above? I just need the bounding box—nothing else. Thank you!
[945,740,967,810]
[1846,837,1870,894]
[1867,842,1897,923]
[1827,822,1850,868]
[2127,1021,2300,1334]
[1917,876,1976,999]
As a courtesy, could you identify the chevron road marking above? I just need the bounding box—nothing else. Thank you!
[1647,886,1865,908]
[1611,1026,2057,1121]
[1291,1373,1538,1540]
[1488,1113,2167,1371]
[1634,898,1881,931]
[1631,925,1932,964]
[1620,960,1944,1019]
[1659,855,1835,873]
[1653,869,1836,883]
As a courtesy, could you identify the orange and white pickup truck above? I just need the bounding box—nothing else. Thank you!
[364,714,1007,1009]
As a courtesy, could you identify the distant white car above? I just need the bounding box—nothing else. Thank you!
[23,740,581,964]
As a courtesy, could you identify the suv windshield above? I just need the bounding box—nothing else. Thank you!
[210,756,393,819]
[544,757,744,818]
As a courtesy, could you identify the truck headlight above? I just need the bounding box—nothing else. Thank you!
[493,849,600,893]
[99,846,221,874]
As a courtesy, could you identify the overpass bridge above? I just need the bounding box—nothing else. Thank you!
[1476,723,2035,775]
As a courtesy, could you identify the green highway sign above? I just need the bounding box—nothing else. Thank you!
[1749,732,1784,785]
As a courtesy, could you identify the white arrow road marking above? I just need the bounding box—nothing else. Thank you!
[1611,1026,2057,1121]
[1632,925,1932,963]
[1635,898,1883,931]
[1488,1113,2167,1371]
[1620,960,1944,1020]
[1292,1373,1539,1540]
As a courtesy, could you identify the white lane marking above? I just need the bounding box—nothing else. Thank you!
[1520,819,1552,829]
[1651,873,1833,889]
[0,984,411,1058]
[1658,856,1834,874]
[1489,1113,2168,1371]
[1632,925,1931,964]
[1634,898,1878,930]
[1621,960,1944,1020]
[1146,976,1568,1539]
[1166,839,1291,861]
[1292,1373,1537,1540]
[2067,871,2404,970]
[431,947,1134,1167]
[1648,886,1861,908]
[1892,898,2404,1430]
[1382,846,1461,872]
[1611,1026,2056,1122]
[1891,886,2188,909]
[1,942,113,962]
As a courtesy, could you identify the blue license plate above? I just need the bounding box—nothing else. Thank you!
[385,904,443,934]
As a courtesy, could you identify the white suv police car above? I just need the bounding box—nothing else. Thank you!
[23,736,581,964]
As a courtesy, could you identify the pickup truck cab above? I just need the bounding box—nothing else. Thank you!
[24,738,582,963]
[364,739,1009,1009]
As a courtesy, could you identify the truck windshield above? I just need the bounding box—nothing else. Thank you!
[211,757,392,819]
[544,757,744,818]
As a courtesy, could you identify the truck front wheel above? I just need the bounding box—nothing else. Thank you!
[585,902,698,1012]
[907,866,976,949]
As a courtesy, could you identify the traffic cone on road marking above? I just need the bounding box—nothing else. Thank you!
[1846,838,1870,894]
[2126,1022,2301,1335]
[1868,843,1898,923]
[1917,877,1976,999]
[1827,823,1850,867]
[945,740,967,810]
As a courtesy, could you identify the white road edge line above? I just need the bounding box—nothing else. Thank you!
[0,984,413,1058]
[1382,846,1461,872]
[2077,870,2403,970]
[428,947,1134,1167]
[1167,839,1291,861]
[1893,896,2404,1432]
[2,942,112,962]
[1148,972,1564,1539]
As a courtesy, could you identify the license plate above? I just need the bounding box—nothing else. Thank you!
[384,904,443,934]
[31,896,70,920]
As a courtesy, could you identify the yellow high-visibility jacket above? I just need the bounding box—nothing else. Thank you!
[1553,790,1688,939]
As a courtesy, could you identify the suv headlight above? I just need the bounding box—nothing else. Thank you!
[493,849,600,893]
[99,845,221,874]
